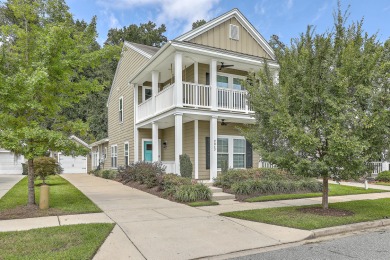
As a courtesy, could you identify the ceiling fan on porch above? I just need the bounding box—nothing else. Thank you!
[221,119,228,126]
[218,62,234,70]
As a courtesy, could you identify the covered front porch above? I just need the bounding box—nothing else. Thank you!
[134,110,259,180]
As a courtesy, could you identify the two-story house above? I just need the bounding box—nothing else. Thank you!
[91,8,280,180]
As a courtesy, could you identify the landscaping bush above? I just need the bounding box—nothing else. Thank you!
[180,154,193,178]
[34,157,61,184]
[376,171,390,182]
[158,174,192,197]
[101,170,117,179]
[232,178,322,196]
[174,184,212,202]
[220,158,228,174]
[214,168,290,190]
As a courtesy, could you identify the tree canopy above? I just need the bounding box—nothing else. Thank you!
[244,5,390,209]
[104,21,167,47]
[0,0,103,204]
[192,19,206,29]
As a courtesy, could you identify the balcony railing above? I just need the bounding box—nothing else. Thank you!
[137,82,253,122]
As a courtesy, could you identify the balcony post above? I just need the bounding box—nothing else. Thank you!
[210,115,218,181]
[194,119,199,179]
[134,83,138,122]
[152,71,159,114]
[175,113,183,175]
[175,52,183,107]
[210,59,217,111]
[134,127,139,162]
[152,122,159,162]
[194,62,199,106]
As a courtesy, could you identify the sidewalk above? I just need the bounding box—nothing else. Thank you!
[61,174,390,260]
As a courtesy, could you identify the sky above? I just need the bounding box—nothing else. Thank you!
[67,0,390,46]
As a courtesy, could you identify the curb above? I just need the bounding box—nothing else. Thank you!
[308,219,390,239]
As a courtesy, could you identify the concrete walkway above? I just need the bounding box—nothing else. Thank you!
[0,175,24,199]
[62,174,312,260]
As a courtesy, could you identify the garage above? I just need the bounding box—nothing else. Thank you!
[58,153,87,174]
[0,150,24,175]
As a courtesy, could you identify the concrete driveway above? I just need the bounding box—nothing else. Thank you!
[62,174,311,260]
[0,175,24,199]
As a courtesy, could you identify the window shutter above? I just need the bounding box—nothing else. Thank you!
[246,140,253,168]
[206,137,210,169]
[206,72,210,85]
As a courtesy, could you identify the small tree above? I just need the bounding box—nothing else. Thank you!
[34,157,60,184]
[180,154,193,178]
[244,4,389,209]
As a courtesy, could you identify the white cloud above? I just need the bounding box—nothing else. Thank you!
[255,1,266,15]
[97,0,220,35]
[311,2,328,24]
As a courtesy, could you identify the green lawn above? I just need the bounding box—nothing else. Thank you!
[374,182,390,186]
[0,223,114,259]
[187,201,219,207]
[221,198,390,230]
[245,184,387,202]
[0,175,101,213]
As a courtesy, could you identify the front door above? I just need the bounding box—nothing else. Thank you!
[144,141,153,162]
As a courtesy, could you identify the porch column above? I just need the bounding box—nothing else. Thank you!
[134,127,139,162]
[210,59,217,111]
[194,62,199,84]
[175,52,183,107]
[134,83,138,122]
[210,115,218,180]
[194,119,199,179]
[152,122,159,162]
[175,113,183,175]
[152,71,159,114]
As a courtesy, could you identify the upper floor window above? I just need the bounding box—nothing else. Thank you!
[119,97,123,122]
[142,86,152,102]
[217,73,244,90]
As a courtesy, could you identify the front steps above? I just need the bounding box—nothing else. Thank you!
[209,186,236,201]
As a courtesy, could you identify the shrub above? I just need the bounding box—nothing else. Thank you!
[34,157,60,184]
[101,170,117,179]
[174,184,212,202]
[377,171,390,182]
[180,154,193,178]
[220,158,229,174]
[232,179,322,196]
[158,174,192,197]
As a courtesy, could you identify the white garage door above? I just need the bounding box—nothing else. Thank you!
[0,151,24,175]
[58,154,87,174]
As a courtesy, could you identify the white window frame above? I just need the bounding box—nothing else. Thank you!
[217,72,245,90]
[142,86,152,102]
[229,24,239,40]
[124,142,129,166]
[111,145,118,168]
[119,96,123,123]
[217,135,246,169]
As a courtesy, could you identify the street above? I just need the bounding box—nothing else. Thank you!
[231,227,390,260]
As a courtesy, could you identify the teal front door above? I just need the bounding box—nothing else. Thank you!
[144,141,153,162]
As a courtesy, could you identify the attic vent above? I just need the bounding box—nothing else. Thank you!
[229,24,239,40]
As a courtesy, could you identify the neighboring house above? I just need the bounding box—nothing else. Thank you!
[0,148,25,174]
[90,138,109,170]
[90,8,278,181]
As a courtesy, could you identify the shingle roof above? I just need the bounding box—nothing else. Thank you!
[126,42,160,56]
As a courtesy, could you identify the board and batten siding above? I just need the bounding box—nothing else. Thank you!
[107,47,149,168]
[190,17,271,59]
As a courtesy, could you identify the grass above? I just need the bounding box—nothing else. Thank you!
[187,201,219,207]
[0,223,114,259]
[245,183,387,202]
[221,198,390,230]
[0,175,101,213]
[374,182,390,186]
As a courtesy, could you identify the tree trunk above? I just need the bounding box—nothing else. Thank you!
[322,176,329,209]
[27,159,35,205]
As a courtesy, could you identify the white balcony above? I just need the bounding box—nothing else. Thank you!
[137,82,253,122]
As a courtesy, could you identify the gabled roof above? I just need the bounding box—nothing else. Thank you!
[89,138,109,147]
[175,8,275,60]
[69,135,90,149]
[124,41,160,58]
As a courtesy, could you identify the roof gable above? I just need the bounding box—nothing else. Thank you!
[175,9,275,60]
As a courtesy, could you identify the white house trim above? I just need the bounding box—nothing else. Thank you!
[124,42,153,59]
[141,138,161,161]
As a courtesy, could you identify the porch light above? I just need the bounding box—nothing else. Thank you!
[163,141,167,149]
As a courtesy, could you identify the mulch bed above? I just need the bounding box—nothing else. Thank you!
[119,179,170,200]
[297,207,355,217]
[0,205,68,220]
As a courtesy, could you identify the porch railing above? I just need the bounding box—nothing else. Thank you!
[368,161,389,175]
[156,83,174,112]
[183,82,211,108]
[217,88,249,112]
[259,161,278,169]
[138,99,153,121]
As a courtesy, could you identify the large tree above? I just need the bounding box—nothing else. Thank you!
[244,6,390,209]
[0,0,102,205]
[105,21,167,47]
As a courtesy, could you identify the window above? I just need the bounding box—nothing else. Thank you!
[217,73,245,90]
[92,150,98,168]
[142,86,152,102]
[217,138,229,168]
[124,142,129,166]
[217,75,229,88]
[217,136,246,169]
[229,24,239,40]
[111,145,118,168]
[233,78,244,90]
[119,97,123,122]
